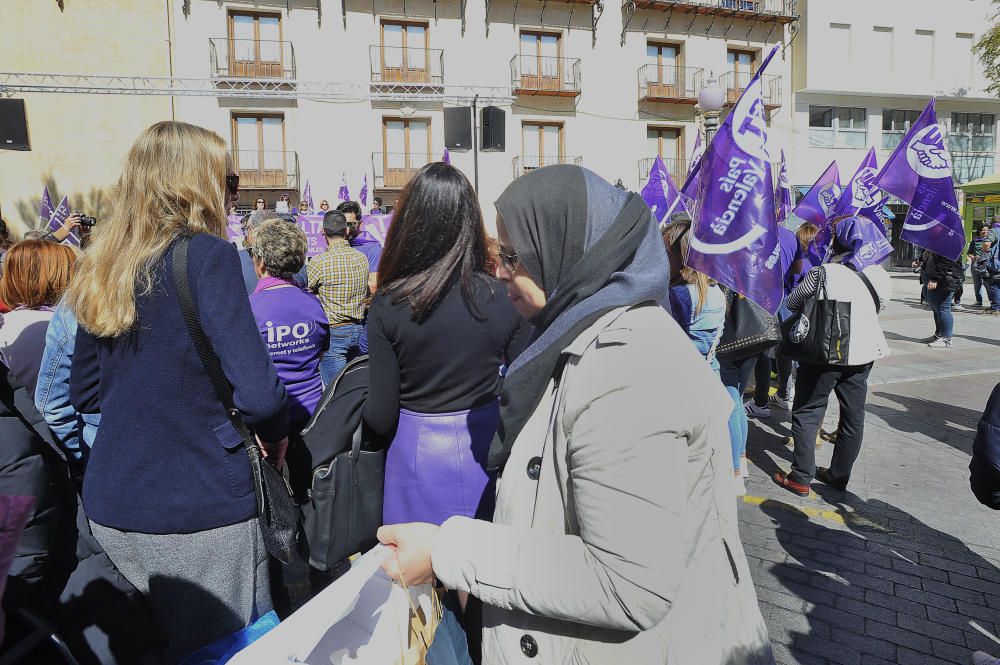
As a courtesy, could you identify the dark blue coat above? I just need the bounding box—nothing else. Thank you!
[72,234,288,534]
[971,382,1000,510]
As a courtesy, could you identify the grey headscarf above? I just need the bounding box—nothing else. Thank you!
[489,165,671,471]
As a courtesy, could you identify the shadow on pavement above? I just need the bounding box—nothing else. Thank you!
[756,494,1000,664]
[956,334,1000,348]
[867,391,984,456]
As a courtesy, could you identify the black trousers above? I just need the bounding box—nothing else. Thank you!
[789,361,873,486]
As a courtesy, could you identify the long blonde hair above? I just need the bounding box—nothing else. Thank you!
[662,218,714,315]
[66,121,230,336]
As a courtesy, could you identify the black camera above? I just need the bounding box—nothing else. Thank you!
[78,215,97,228]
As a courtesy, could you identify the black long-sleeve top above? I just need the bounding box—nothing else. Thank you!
[362,275,522,437]
[923,253,964,288]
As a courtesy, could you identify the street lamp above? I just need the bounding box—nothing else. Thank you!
[698,73,725,146]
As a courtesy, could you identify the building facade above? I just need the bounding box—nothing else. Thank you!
[1,0,997,241]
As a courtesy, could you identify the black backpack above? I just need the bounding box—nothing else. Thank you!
[299,356,386,571]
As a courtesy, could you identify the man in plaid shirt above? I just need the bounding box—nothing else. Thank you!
[307,211,369,384]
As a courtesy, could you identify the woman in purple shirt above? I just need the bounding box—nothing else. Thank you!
[249,219,330,429]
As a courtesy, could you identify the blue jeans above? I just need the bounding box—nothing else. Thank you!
[925,287,955,339]
[972,271,986,305]
[988,280,1000,312]
[719,355,756,472]
[319,323,363,385]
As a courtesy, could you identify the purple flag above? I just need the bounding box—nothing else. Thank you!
[47,196,70,232]
[873,98,965,261]
[688,133,703,177]
[359,174,368,208]
[338,173,350,202]
[641,155,685,226]
[834,216,893,271]
[442,148,451,165]
[791,161,842,228]
[39,187,55,227]
[356,213,393,247]
[303,181,314,211]
[775,149,793,224]
[834,147,891,228]
[685,45,783,314]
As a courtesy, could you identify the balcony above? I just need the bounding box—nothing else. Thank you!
[370,46,445,90]
[372,152,433,190]
[628,0,796,22]
[637,157,689,187]
[210,38,296,79]
[511,55,582,97]
[638,65,703,104]
[953,152,996,185]
[719,71,782,110]
[513,155,583,178]
[233,151,300,190]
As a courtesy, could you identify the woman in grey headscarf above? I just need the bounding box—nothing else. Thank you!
[378,165,774,665]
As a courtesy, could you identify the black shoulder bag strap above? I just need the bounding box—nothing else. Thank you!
[855,270,883,314]
[171,235,266,513]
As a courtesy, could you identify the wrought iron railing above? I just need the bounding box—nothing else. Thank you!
[719,70,782,108]
[233,150,300,190]
[510,55,582,94]
[638,0,796,18]
[638,65,703,102]
[637,157,690,188]
[372,152,433,189]
[513,155,583,177]
[210,38,296,79]
[370,46,445,86]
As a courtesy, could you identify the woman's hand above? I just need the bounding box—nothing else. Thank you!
[927,280,938,291]
[258,435,288,471]
[377,523,439,586]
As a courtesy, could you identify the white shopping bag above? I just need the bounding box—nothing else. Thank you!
[230,545,437,665]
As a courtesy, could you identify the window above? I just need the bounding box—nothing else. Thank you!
[382,117,431,188]
[950,112,996,152]
[882,109,920,150]
[873,26,894,70]
[232,114,287,188]
[519,32,562,91]
[646,43,681,85]
[646,127,684,182]
[228,12,283,78]
[809,106,866,148]
[380,21,429,84]
[521,122,564,170]
[914,30,935,77]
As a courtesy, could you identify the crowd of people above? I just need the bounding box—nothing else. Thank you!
[0,119,997,665]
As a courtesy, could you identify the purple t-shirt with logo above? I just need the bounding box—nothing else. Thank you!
[249,279,330,428]
[778,226,803,294]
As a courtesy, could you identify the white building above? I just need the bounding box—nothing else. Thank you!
[785,0,1000,260]
[168,0,796,225]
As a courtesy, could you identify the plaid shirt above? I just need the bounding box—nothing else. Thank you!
[306,238,369,324]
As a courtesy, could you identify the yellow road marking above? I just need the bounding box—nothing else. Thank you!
[742,495,893,533]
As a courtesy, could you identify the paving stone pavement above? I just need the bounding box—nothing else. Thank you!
[740,273,1000,665]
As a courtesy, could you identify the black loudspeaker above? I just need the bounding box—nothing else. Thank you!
[0,99,29,151]
[444,107,472,150]
[481,106,505,152]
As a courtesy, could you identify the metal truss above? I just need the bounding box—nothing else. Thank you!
[0,72,514,105]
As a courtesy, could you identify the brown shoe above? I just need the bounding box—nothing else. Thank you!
[815,467,847,491]
[773,472,810,497]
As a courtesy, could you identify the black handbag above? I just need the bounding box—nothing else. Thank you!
[172,236,299,565]
[716,289,781,362]
[779,266,852,366]
[300,356,385,571]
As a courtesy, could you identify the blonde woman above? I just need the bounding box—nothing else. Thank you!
[66,121,289,662]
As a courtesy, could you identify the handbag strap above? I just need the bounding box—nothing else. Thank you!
[171,235,257,450]
[855,270,882,313]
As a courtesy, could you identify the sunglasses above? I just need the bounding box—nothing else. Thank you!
[498,248,520,273]
[225,174,240,197]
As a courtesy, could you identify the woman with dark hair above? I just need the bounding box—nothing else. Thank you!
[364,162,521,526]
[377,165,773,665]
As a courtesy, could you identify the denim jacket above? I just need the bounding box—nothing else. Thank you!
[34,302,100,463]
[669,283,726,372]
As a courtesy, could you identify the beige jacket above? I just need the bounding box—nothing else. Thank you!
[433,304,774,665]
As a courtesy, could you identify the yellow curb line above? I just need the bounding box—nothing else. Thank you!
[742,495,893,533]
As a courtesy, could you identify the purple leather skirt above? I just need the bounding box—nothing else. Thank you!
[382,401,499,526]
